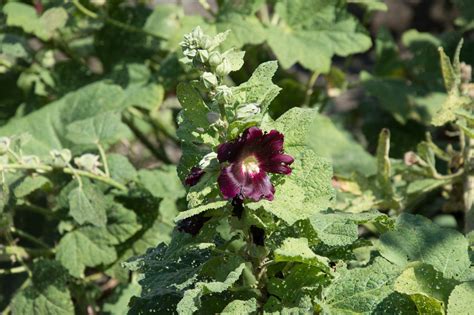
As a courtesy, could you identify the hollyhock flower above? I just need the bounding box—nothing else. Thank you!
[217,127,294,201]
[185,167,205,186]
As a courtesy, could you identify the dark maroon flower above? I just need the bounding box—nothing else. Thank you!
[185,167,205,186]
[217,127,294,201]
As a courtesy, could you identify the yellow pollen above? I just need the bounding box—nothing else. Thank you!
[242,155,260,175]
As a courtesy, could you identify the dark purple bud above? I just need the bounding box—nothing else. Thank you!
[185,167,205,186]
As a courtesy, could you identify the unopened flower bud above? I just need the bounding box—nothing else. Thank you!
[460,62,472,84]
[198,152,218,170]
[200,36,212,50]
[404,151,419,166]
[196,49,209,63]
[50,149,72,168]
[22,155,40,166]
[215,58,231,77]
[201,72,218,89]
[235,103,260,120]
[0,137,11,155]
[208,51,222,68]
[74,154,102,175]
[91,0,106,5]
[215,85,233,104]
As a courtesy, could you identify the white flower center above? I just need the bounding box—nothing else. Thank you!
[242,155,260,175]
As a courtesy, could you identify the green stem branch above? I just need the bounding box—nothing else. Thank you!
[10,227,50,250]
[303,71,319,108]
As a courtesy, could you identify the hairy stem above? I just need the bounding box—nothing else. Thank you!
[72,0,166,40]
[10,227,50,250]
[464,135,474,233]
[97,143,110,177]
[303,71,319,108]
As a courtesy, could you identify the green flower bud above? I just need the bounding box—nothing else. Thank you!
[74,154,103,175]
[0,137,11,155]
[50,149,72,168]
[208,51,222,68]
[215,85,233,104]
[21,155,40,166]
[201,72,218,89]
[198,152,218,170]
[215,58,231,77]
[235,102,260,120]
[196,49,209,63]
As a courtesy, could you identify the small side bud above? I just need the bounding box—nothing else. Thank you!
[50,149,72,168]
[208,51,222,68]
[21,155,41,166]
[404,151,419,166]
[201,72,218,89]
[0,137,11,155]
[215,85,233,104]
[235,103,261,120]
[198,152,218,170]
[196,49,209,63]
[74,154,103,175]
[215,58,231,77]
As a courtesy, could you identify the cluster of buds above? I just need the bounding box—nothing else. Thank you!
[180,27,234,100]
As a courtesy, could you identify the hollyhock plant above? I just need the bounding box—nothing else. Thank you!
[217,126,294,201]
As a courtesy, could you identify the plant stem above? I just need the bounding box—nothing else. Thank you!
[96,143,110,177]
[0,265,28,275]
[303,71,319,107]
[71,0,166,40]
[10,227,50,250]
[1,163,127,191]
[464,135,474,233]
[122,113,173,164]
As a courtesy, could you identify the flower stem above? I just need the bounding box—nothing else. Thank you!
[463,134,474,233]
[71,0,166,40]
[10,227,50,250]
[96,143,110,177]
[0,265,28,275]
[303,71,319,108]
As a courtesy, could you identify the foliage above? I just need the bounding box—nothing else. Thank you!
[0,0,473,314]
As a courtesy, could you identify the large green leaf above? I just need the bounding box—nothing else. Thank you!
[321,258,401,313]
[0,82,126,157]
[3,3,68,41]
[68,182,108,227]
[394,263,458,314]
[447,282,474,315]
[11,260,74,315]
[56,226,117,278]
[377,214,471,280]
[266,0,371,72]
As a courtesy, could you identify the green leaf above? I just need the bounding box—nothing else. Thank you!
[0,33,30,60]
[0,82,126,157]
[105,202,142,245]
[174,200,229,222]
[108,154,137,184]
[11,260,74,315]
[56,226,117,278]
[3,3,68,41]
[216,14,266,49]
[266,0,371,72]
[447,282,474,315]
[13,175,50,198]
[102,282,141,315]
[394,263,458,314]
[305,110,376,176]
[125,233,214,314]
[309,210,387,246]
[66,112,129,145]
[377,214,471,279]
[138,165,186,201]
[321,257,401,314]
[221,298,258,314]
[431,93,472,126]
[348,0,388,11]
[177,263,246,314]
[68,183,107,227]
[274,237,330,271]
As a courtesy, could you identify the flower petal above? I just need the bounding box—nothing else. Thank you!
[241,171,275,201]
[261,154,294,174]
[218,164,243,199]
